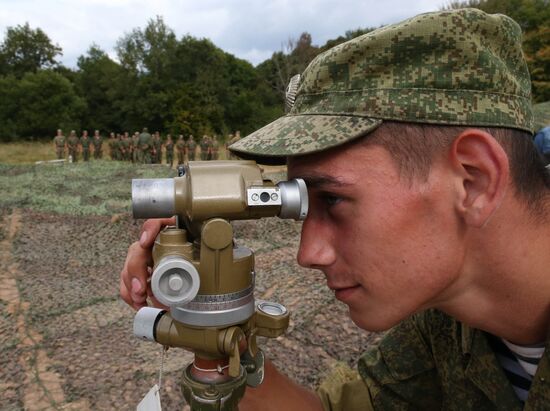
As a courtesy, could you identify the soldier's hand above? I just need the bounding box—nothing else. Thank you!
[120,217,175,310]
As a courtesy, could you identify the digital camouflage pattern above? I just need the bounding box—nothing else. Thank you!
[230,8,534,165]
[317,309,549,410]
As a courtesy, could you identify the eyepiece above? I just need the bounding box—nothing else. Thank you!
[278,178,308,220]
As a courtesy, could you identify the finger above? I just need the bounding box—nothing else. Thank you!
[139,217,176,248]
[120,277,147,310]
[121,242,152,301]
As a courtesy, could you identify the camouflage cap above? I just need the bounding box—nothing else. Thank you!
[230,8,534,165]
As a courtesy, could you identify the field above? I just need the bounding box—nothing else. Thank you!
[0,148,380,410]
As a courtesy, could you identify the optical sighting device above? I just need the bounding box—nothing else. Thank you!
[132,160,308,410]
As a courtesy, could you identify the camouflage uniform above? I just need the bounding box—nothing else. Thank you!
[200,135,210,160]
[227,133,241,160]
[211,136,219,160]
[108,133,117,160]
[186,136,196,161]
[53,129,65,160]
[153,132,162,164]
[67,130,80,162]
[165,134,174,167]
[176,135,186,164]
[138,128,153,164]
[230,9,544,409]
[80,131,91,161]
[132,132,139,163]
[317,309,549,410]
[92,131,103,159]
[121,132,131,161]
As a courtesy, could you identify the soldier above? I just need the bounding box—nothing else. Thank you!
[121,132,131,161]
[138,127,153,164]
[186,135,196,161]
[80,130,91,162]
[164,134,174,167]
[108,132,117,160]
[200,134,210,160]
[153,132,162,164]
[92,130,103,159]
[122,9,550,410]
[211,135,219,160]
[132,132,140,163]
[53,129,66,160]
[67,130,80,162]
[227,132,241,160]
[176,135,186,164]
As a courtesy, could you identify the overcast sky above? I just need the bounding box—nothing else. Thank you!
[0,0,448,68]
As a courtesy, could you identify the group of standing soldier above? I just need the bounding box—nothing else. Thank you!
[53,129,105,162]
[53,128,241,165]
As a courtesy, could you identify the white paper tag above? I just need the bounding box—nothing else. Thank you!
[137,384,162,411]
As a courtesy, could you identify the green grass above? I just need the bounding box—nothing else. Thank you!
[0,160,176,216]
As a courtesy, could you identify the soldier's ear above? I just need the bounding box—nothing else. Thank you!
[449,129,509,227]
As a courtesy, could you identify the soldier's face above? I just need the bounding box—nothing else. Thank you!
[288,137,464,331]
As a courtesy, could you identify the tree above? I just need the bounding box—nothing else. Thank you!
[14,70,85,138]
[76,45,127,132]
[0,22,62,77]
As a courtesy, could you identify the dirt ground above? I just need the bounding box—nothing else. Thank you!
[0,207,381,411]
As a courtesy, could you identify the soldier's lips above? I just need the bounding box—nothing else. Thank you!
[332,285,361,302]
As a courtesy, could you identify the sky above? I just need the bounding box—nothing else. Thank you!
[0,0,448,68]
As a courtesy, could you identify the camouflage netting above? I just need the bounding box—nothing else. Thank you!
[0,208,380,410]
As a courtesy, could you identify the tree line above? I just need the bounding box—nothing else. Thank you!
[0,0,548,141]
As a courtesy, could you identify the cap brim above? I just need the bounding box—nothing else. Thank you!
[229,114,382,165]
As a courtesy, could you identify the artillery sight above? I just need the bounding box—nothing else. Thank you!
[132,161,308,411]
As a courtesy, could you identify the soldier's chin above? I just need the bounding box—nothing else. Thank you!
[347,307,400,332]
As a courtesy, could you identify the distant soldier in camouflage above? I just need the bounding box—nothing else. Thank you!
[152,132,162,164]
[186,135,196,161]
[92,130,103,159]
[121,132,131,161]
[211,135,219,160]
[164,134,174,167]
[132,132,139,163]
[138,127,153,164]
[53,129,66,160]
[108,132,117,160]
[227,131,241,160]
[67,130,80,162]
[176,135,186,164]
[122,9,550,411]
[200,134,210,160]
[80,130,91,161]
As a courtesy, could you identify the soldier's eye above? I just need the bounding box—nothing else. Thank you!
[323,194,343,207]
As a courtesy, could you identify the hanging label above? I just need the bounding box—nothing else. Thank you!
[137,384,162,411]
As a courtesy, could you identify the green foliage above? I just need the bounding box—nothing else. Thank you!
[533,101,550,130]
[0,70,85,141]
[0,161,175,216]
[1,8,548,139]
[0,22,62,76]
[76,45,127,132]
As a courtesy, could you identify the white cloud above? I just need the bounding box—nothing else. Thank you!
[0,0,445,68]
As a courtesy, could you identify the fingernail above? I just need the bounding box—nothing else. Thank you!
[132,278,142,293]
[139,231,148,246]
